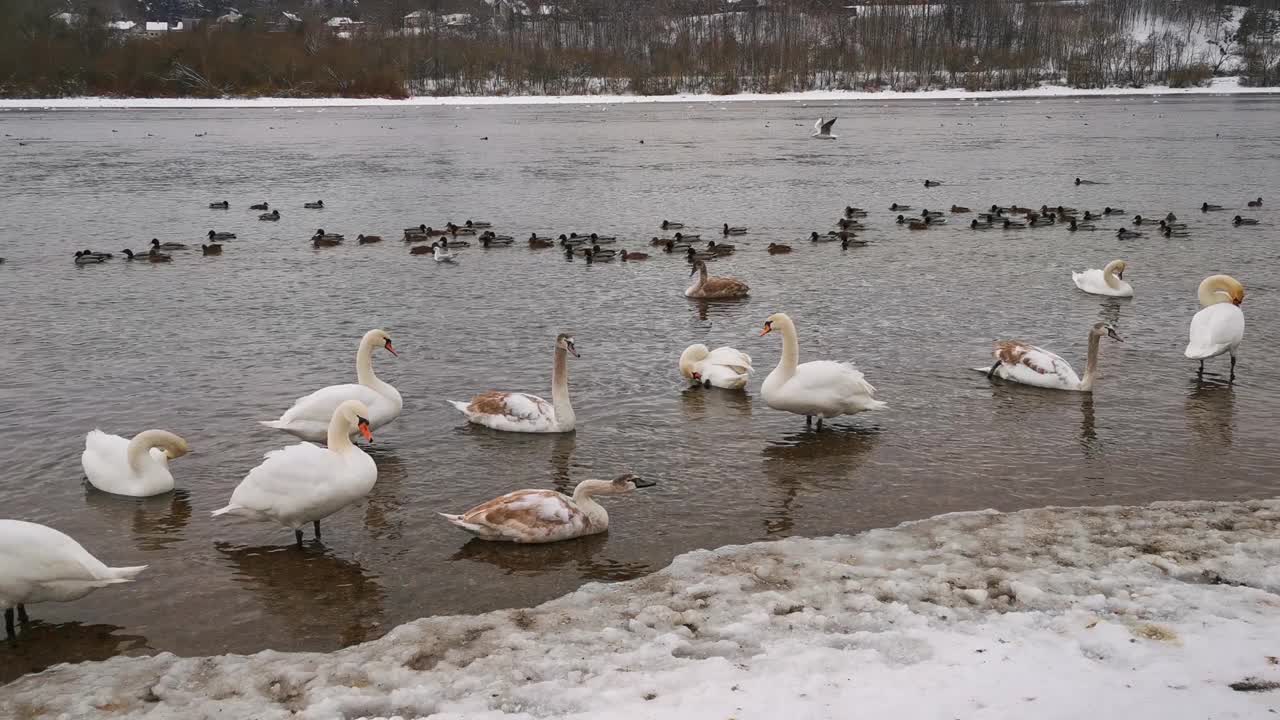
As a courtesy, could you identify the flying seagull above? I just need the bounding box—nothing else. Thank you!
[812,117,837,139]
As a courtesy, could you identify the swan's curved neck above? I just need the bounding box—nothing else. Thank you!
[693,263,708,288]
[571,480,610,524]
[773,319,800,380]
[551,346,574,427]
[327,414,357,453]
[1197,281,1231,307]
[1103,263,1120,289]
[127,430,172,472]
[356,336,394,397]
[1079,331,1102,391]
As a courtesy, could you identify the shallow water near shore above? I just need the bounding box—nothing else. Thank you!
[1,95,1279,682]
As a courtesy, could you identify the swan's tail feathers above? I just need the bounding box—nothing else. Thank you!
[1184,343,1231,360]
[447,400,471,414]
[258,419,287,430]
[866,399,889,411]
[104,565,147,583]
[211,504,239,517]
[439,513,486,534]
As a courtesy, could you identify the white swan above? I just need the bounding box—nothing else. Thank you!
[81,429,189,497]
[214,399,377,546]
[449,334,578,433]
[1185,274,1245,378]
[812,117,837,139]
[0,520,146,636]
[260,328,401,442]
[679,344,753,390]
[1072,259,1133,297]
[760,313,886,427]
[440,474,655,543]
[979,322,1123,391]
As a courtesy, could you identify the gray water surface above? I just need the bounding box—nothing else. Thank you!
[1,96,1278,682]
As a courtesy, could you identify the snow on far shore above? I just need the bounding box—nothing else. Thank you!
[0,77,1274,110]
[4,497,1280,719]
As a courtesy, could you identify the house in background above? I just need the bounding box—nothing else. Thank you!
[145,21,184,35]
[269,11,304,32]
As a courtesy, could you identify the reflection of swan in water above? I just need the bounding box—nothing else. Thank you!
[678,386,754,422]
[214,543,385,647]
[362,447,406,537]
[688,297,750,322]
[1097,297,1123,326]
[0,621,150,684]
[548,433,577,494]
[81,487,193,551]
[449,533,651,582]
[1186,378,1235,449]
[760,427,880,535]
[1079,394,1101,460]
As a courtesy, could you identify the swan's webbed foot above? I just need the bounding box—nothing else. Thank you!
[16,604,28,624]
[987,362,1000,379]
[313,520,322,541]
[294,529,304,547]
[4,608,13,639]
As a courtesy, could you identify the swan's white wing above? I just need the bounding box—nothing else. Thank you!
[273,384,388,425]
[770,360,885,414]
[1185,304,1244,358]
[0,521,114,586]
[224,442,375,526]
[705,346,753,374]
[450,391,557,432]
[82,430,171,496]
[990,341,1081,389]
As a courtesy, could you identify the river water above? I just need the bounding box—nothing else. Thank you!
[1,95,1277,682]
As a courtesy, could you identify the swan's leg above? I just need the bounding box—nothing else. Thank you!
[313,520,322,541]
[987,362,1000,379]
[805,415,812,427]
[703,380,711,389]
[816,417,825,430]
[294,528,304,547]
[1197,359,1205,375]
[16,604,28,624]
[4,608,13,638]
[1230,353,1237,380]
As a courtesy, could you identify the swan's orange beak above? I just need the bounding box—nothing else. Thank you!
[759,323,772,336]
[358,419,373,442]
[691,372,701,381]
[384,340,398,357]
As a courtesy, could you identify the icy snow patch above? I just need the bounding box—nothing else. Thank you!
[3,498,1280,719]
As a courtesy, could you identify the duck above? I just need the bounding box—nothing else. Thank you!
[209,200,229,209]
[1072,259,1132,297]
[1103,207,1126,215]
[674,232,701,242]
[583,233,615,244]
[1247,197,1262,207]
[260,329,401,442]
[259,210,280,221]
[662,220,685,229]
[409,245,432,255]
[433,240,457,262]
[215,399,377,546]
[890,203,913,211]
[403,224,430,239]
[663,239,692,253]
[895,215,910,225]
[950,205,971,213]
[465,219,492,228]
[925,215,948,225]
[1201,202,1224,212]
[560,234,590,247]
[312,235,342,248]
[1132,215,1149,225]
[680,344,753,390]
[686,247,718,263]
[921,209,943,219]
[446,222,477,236]
[147,248,172,263]
[1185,274,1245,379]
[529,236,556,249]
[1083,210,1101,221]
[923,179,942,187]
[0,520,146,637]
[1075,177,1099,185]
[449,334,578,433]
[1068,219,1096,231]
[722,223,747,236]
[73,251,109,264]
[979,322,1123,392]
[357,234,383,244]
[201,244,222,256]
[304,200,325,209]
[439,237,470,248]
[837,218,866,230]
[440,474,655,544]
[588,245,618,260]
[1028,215,1055,227]
[810,231,840,242]
[207,230,235,240]
[1233,215,1259,226]
[250,202,269,211]
[620,249,649,261]
[1165,212,1178,223]
[768,243,793,254]
[480,235,515,247]
[759,313,885,428]
[529,232,553,242]
[706,240,735,255]
[152,238,188,251]
[841,236,868,249]
[844,206,868,217]
[908,220,930,230]
[1161,226,1191,238]
[1158,220,1187,230]
[81,429,189,497]
[686,260,749,299]
[1116,228,1143,239]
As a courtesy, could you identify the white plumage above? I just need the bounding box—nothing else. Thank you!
[760,313,885,423]
[80,429,189,497]
[1184,275,1245,378]
[1072,259,1132,297]
[679,344,753,390]
[0,520,146,617]
[450,334,578,433]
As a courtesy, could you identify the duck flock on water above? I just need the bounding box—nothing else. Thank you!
[0,184,1261,641]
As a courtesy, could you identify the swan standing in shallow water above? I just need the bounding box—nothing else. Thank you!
[214,400,377,546]
[679,344,753,390]
[1185,274,1245,378]
[440,475,655,543]
[449,334,578,433]
[81,429,189,497]
[686,260,749,299]
[1072,259,1132,297]
[0,520,146,637]
[979,322,1123,391]
[760,313,886,428]
[260,329,401,442]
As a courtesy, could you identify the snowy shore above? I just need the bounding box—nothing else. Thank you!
[3,497,1279,719]
[1,77,1275,109]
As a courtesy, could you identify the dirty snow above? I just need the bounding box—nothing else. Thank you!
[3,497,1280,719]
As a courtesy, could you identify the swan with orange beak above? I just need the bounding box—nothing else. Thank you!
[214,400,379,546]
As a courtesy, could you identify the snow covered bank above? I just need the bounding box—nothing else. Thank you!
[4,497,1280,719]
[1,77,1275,109]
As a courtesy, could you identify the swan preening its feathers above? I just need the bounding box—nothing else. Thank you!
[760,313,886,427]
[440,474,655,543]
[980,322,1123,392]
[679,344,753,390]
[260,329,402,442]
[1072,259,1133,297]
[214,399,378,546]
[81,429,189,497]
[449,334,578,433]
[1185,274,1245,378]
[0,520,146,636]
